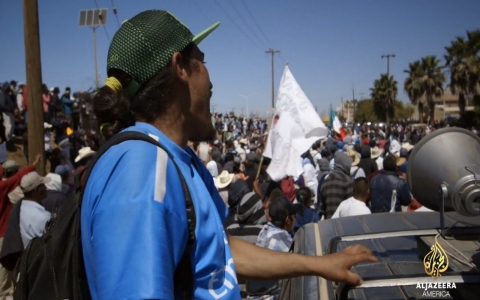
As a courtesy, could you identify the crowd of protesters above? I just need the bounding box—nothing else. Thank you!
[0,76,478,299]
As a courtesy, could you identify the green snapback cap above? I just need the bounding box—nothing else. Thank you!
[106,10,220,97]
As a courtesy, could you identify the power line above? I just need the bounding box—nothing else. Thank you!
[213,0,263,50]
[227,0,267,48]
[239,0,272,46]
[189,0,257,66]
[93,0,111,42]
[110,0,121,28]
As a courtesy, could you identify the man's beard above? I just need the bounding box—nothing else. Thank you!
[190,122,217,143]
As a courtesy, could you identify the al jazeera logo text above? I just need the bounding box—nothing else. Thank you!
[416,235,456,298]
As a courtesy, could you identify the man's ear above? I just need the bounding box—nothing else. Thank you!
[171,52,189,83]
[285,216,292,226]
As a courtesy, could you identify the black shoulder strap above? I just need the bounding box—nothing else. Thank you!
[81,131,196,299]
[352,168,359,178]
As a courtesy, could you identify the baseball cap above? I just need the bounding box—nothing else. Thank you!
[20,172,51,193]
[55,165,70,176]
[106,10,220,98]
[2,160,18,171]
[268,194,303,222]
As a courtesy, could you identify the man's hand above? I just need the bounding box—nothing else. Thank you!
[230,235,377,286]
[32,154,42,166]
[320,245,377,286]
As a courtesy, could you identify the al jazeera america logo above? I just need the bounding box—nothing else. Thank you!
[416,235,456,298]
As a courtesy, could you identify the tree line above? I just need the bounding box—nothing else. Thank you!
[354,29,480,125]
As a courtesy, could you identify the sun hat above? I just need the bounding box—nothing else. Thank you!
[389,153,406,167]
[370,146,384,159]
[214,170,235,189]
[106,10,220,98]
[345,149,360,166]
[75,147,96,163]
[402,142,414,152]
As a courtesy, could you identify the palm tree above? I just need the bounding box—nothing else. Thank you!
[370,74,398,124]
[404,60,426,122]
[445,30,480,117]
[419,56,446,125]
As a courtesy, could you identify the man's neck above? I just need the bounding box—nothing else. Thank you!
[147,111,188,149]
[353,196,367,204]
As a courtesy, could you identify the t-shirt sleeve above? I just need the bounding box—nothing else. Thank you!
[84,144,185,300]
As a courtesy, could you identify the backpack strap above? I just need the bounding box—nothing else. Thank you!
[352,168,359,179]
[80,131,196,299]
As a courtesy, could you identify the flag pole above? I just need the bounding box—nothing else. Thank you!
[256,156,264,180]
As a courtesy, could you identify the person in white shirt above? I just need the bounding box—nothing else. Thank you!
[8,172,52,248]
[332,177,371,218]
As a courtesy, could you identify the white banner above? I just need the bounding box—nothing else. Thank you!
[264,65,328,182]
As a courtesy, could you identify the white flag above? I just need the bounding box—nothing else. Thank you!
[263,65,328,182]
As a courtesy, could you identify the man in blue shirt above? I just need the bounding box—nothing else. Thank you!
[82,10,376,300]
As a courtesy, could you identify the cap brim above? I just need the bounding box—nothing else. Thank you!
[41,177,52,184]
[193,22,220,45]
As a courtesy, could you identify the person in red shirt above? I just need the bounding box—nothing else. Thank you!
[0,154,41,297]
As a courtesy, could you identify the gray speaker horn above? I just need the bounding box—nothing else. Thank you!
[407,127,480,217]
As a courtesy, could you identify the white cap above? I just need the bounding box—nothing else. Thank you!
[20,172,51,193]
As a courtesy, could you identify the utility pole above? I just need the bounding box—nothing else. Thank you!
[341,97,344,121]
[23,0,45,175]
[80,9,108,90]
[352,88,357,122]
[93,26,99,89]
[381,54,395,75]
[265,48,280,108]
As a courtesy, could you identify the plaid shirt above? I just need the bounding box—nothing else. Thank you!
[248,223,292,300]
[255,222,292,252]
[320,171,353,219]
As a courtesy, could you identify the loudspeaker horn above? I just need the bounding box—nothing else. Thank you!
[407,127,480,216]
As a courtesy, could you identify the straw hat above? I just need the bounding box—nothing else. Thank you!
[345,149,360,166]
[391,153,406,166]
[75,147,96,163]
[370,146,384,159]
[214,171,235,189]
[402,142,414,152]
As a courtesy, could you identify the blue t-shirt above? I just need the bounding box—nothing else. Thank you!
[81,122,241,300]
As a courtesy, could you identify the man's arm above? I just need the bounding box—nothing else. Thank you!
[398,182,412,206]
[229,234,377,286]
[0,154,41,195]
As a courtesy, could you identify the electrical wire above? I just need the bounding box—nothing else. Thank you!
[189,0,257,66]
[227,0,267,48]
[239,0,272,46]
[212,0,263,50]
[93,0,111,42]
[110,0,121,28]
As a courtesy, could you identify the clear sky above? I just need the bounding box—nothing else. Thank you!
[1,0,479,117]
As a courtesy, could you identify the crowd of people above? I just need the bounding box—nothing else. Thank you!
[0,9,478,300]
[1,82,478,299]
[1,80,478,299]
